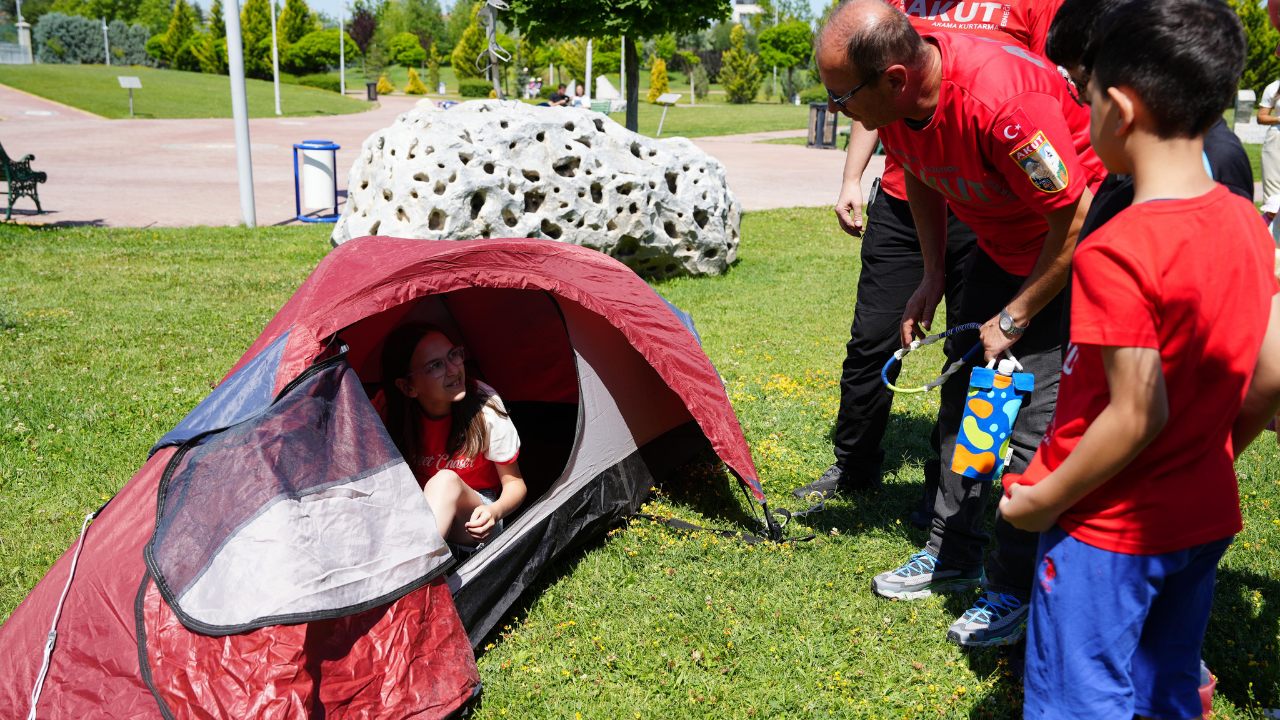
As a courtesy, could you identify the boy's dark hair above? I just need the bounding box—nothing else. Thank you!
[1084,0,1245,138]
[1044,0,1131,68]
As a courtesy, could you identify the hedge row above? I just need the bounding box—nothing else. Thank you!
[34,13,153,66]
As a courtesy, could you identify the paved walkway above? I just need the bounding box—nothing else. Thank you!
[0,84,873,228]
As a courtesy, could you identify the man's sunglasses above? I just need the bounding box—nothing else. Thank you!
[405,346,467,379]
[827,69,882,106]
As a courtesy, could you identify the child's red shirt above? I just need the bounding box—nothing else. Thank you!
[372,381,520,493]
[1011,184,1277,554]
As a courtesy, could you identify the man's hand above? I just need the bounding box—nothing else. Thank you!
[979,314,1020,362]
[998,481,1061,532]
[465,506,498,542]
[835,181,865,237]
[901,273,946,346]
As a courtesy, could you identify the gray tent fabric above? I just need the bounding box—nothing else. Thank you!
[144,359,452,635]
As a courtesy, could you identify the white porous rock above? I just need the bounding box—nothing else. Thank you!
[332,99,741,277]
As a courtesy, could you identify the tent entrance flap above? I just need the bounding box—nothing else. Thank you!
[144,358,453,636]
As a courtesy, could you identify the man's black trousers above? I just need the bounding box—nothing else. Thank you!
[925,248,1065,600]
[833,189,977,482]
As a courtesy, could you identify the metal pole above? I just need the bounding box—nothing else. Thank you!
[269,0,281,115]
[657,103,669,136]
[224,0,257,227]
[585,39,592,103]
[338,0,345,95]
[129,88,133,117]
[102,17,109,65]
[15,0,22,23]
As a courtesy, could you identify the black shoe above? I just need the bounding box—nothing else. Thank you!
[791,462,881,500]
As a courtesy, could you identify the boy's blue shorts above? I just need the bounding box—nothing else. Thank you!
[1024,525,1231,720]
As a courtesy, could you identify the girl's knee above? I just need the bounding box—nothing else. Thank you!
[424,469,463,499]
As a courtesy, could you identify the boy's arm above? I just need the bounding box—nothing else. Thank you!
[1233,293,1280,457]
[1000,346,1167,532]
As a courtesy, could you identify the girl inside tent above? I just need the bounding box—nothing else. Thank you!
[375,323,526,551]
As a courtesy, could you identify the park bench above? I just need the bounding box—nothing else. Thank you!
[1,140,46,221]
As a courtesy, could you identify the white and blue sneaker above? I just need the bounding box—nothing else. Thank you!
[871,551,984,600]
[947,592,1029,647]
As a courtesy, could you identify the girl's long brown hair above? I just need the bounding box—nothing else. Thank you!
[380,323,506,466]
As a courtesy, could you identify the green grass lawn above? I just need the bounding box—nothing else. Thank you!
[1,216,1277,718]
[0,64,373,119]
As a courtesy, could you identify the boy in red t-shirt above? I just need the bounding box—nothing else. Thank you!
[999,1,1280,717]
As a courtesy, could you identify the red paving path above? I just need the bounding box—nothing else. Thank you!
[0,84,881,228]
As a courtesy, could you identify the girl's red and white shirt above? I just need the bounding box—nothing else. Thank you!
[374,380,520,492]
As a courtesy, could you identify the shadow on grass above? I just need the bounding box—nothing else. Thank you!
[1205,566,1280,710]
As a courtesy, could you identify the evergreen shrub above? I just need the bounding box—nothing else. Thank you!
[459,77,491,96]
[298,73,341,92]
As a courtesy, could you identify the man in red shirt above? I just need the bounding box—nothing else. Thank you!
[999,0,1279,714]
[815,0,1100,647]
[801,0,1065,530]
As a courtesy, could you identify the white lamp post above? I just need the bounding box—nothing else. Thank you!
[102,17,109,65]
[269,0,281,115]
[339,0,346,96]
[224,0,257,228]
[585,38,592,103]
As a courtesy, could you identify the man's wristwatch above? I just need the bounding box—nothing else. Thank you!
[999,308,1030,336]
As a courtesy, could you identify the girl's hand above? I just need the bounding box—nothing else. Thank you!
[465,506,497,542]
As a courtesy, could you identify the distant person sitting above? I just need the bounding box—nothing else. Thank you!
[546,84,569,107]
[572,85,587,107]
[376,323,526,550]
[1261,71,1280,199]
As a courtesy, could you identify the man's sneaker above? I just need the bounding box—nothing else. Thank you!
[791,462,881,500]
[947,592,1029,647]
[871,551,983,600]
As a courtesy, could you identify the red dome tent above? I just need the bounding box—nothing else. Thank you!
[0,237,764,720]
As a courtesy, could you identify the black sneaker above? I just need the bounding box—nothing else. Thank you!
[791,463,851,500]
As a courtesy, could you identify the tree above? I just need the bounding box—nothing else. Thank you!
[427,42,441,90]
[278,0,313,43]
[131,0,173,34]
[508,0,730,132]
[653,32,675,64]
[389,29,425,66]
[346,0,376,71]
[405,66,428,93]
[647,57,668,102]
[207,0,224,37]
[691,62,709,100]
[163,0,196,64]
[449,2,484,79]
[439,0,472,57]
[757,19,809,100]
[720,23,761,103]
[281,26,357,73]
[239,0,273,79]
[1228,0,1280,96]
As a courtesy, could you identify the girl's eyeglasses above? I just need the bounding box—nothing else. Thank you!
[405,346,466,379]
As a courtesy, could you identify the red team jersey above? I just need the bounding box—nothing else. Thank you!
[877,0,1066,203]
[1009,186,1278,554]
[876,32,1102,275]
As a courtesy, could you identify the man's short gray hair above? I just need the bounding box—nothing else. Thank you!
[818,0,929,76]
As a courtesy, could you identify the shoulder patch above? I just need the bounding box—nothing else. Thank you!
[1009,130,1068,193]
